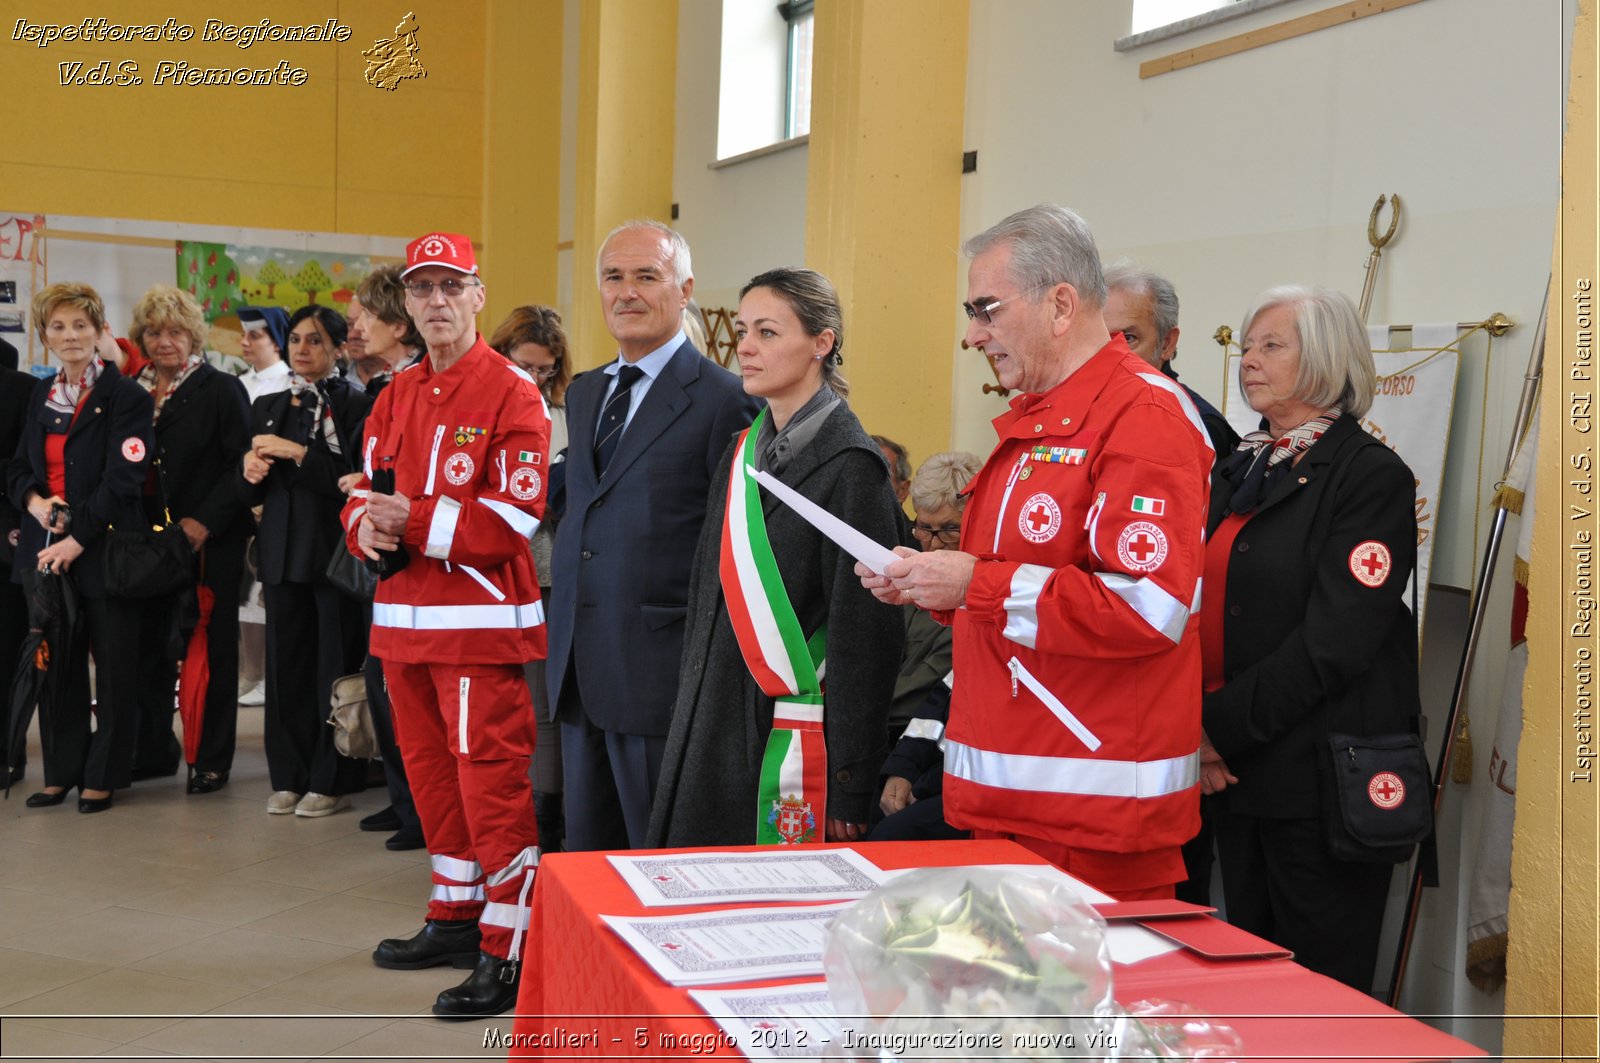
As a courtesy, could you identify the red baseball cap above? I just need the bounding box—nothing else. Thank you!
[402,232,478,278]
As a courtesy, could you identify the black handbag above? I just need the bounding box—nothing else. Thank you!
[325,543,377,601]
[102,462,195,598]
[1320,731,1434,864]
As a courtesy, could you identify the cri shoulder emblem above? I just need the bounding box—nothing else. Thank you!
[443,452,474,486]
[1117,521,1169,573]
[121,437,146,462]
[1368,771,1405,810]
[1017,493,1062,543]
[1349,540,1392,588]
[509,466,541,501]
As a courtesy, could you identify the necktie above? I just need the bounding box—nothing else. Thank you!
[594,364,644,476]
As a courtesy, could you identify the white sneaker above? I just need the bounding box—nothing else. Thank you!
[294,792,346,818]
[238,681,267,707]
[267,790,302,814]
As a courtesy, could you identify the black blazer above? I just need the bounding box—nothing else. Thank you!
[1201,414,1422,818]
[546,340,760,734]
[147,364,253,545]
[7,364,155,597]
[242,376,370,585]
[0,367,35,567]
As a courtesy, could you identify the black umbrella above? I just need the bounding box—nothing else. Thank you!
[5,547,81,797]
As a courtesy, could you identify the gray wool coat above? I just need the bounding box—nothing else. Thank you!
[646,403,906,846]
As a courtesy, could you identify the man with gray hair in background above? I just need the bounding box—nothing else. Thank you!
[860,204,1213,898]
[1103,262,1239,457]
[546,220,759,851]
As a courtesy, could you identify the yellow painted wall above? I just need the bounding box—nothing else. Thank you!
[1506,2,1599,1058]
[0,1,487,238]
[805,0,968,465]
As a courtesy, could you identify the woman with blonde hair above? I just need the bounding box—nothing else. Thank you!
[125,284,253,792]
[8,282,153,812]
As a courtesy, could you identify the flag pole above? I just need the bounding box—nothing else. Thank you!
[1385,276,1547,1007]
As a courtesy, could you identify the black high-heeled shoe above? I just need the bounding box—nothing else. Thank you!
[25,789,68,808]
[187,771,228,795]
[77,793,113,814]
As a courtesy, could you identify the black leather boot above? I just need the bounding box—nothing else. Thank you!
[432,951,520,1019]
[372,919,481,970]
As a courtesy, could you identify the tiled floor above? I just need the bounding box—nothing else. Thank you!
[0,706,515,1061]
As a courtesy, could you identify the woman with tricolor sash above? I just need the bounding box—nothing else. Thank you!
[646,269,904,848]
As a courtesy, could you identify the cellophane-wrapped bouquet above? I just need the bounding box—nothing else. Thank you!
[822,867,1241,1061]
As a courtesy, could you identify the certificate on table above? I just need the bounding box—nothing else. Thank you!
[689,982,839,1059]
[609,848,890,907]
[601,902,850,986]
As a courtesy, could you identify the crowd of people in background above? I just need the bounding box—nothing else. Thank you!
[2,203,1423,1017]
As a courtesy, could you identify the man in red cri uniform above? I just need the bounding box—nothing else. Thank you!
[341,232,550,1018]
[860,204,1212,899]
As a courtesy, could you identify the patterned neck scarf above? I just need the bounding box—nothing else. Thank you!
[288,373,343,456]
[137,353,205,421]
[1224,406,1342,514]
[46,356,105,419]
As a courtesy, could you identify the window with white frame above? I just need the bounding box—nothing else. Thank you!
[717,0,812,161]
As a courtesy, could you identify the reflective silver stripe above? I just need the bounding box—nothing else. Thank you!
[423,424,446,495]
[1009,656,1101,751]
[373,600,546,631]
[486,846,541,887]
[945,739,1200,798]
[481,498,539,541]
[425,496,462,559]
[1191,578,1202,615]
[343,504,367,532]
[1085,492,1107,563]
[458,676,470,755]
[1002,564,1051,649]
[458,564,507,602]
[430,883,485,903]
[363,435,376,478]
[480,900,531,929]
[431,853,483,882]
[1136,370,1213,454]
[941,669,954,689]
[902,718,945,742]
[1094,571,1191,645]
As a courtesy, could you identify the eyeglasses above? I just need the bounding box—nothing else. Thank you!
[911,522,963,545]
[528,364,559,380]
[961,282,1053,325]
[404,278,482,298]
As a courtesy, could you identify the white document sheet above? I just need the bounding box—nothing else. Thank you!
[601,902,849,986]
[689,982,839,1059]
[609,848,890,907]
[750,468,900,575]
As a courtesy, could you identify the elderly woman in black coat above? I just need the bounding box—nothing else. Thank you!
[647,268,903,848]
[126,285,253,793]
[242,304,371,818]
[9,283,154,813]
[1200,285,1421,990]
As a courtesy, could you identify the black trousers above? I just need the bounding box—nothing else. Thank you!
[31,581,141,792]
[1213,808,1394,991]
[557,656,664,851]
[262,580,368,795]
[133,540,247,777]
[364,652,419,830]
[0,576,27,770]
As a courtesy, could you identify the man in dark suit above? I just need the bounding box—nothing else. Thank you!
[548,220,759,850]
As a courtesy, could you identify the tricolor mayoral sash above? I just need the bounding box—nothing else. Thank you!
[720,410,828,845]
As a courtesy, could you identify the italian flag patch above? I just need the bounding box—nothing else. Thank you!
[1130,495,1165,516]
[517,450,541,465]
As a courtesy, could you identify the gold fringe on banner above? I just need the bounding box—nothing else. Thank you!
[1492,482,1525,514]
[1451,712,1474,783]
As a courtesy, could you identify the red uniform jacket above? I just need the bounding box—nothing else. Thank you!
[942,338,1211,854]
[341,337,550,665]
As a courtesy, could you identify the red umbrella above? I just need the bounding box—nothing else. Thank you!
[177,582,215,768]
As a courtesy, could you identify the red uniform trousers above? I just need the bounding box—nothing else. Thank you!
[385,660,540,961]
[974,829,1183,900]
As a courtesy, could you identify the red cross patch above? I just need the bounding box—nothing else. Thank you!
[1349,540,1391,588]
[443,451,474,486]
[1116,521,1168,573]
[509,466,541,501]
[1368,771,1405,809]
[1017,492,1062,543]
[121,436,146,463]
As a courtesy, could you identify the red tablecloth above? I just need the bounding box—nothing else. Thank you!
[509,840,1482,1062]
